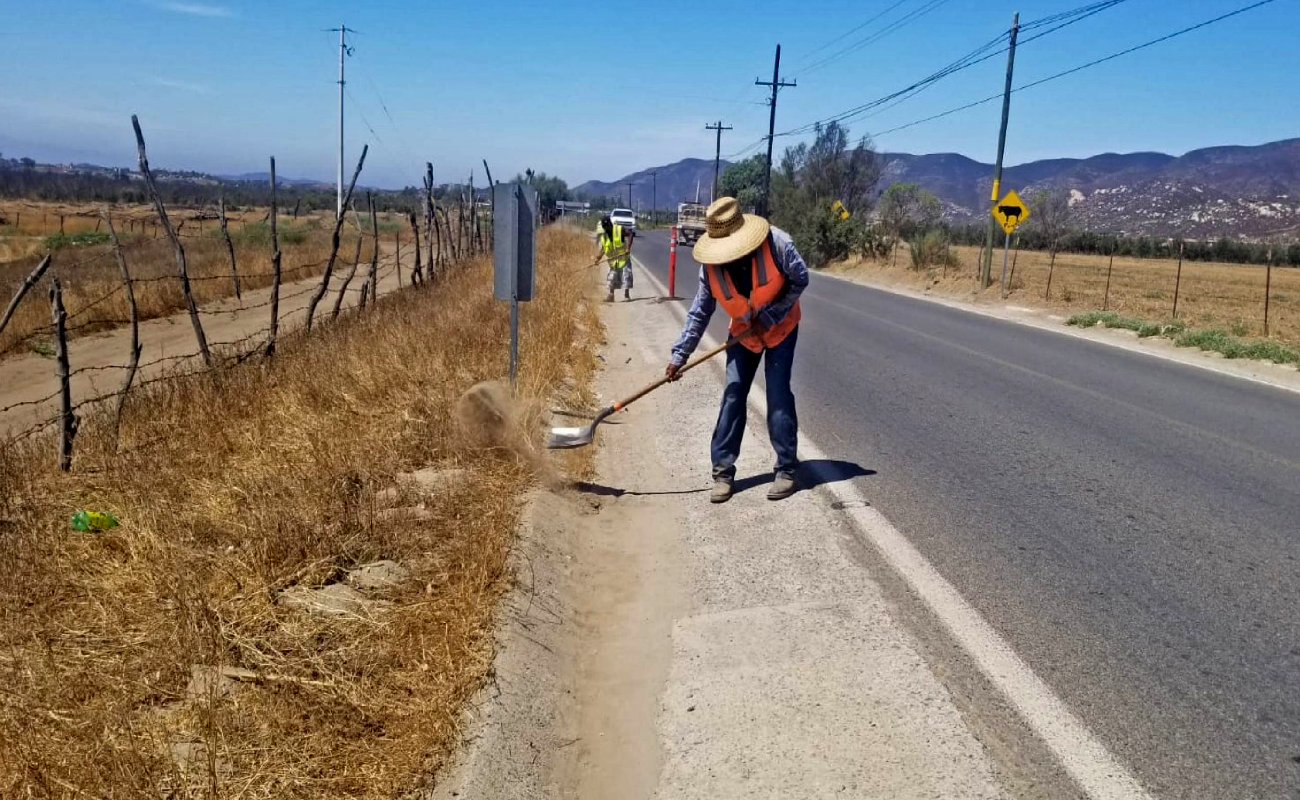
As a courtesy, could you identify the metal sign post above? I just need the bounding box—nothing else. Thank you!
[990,189,1029,298]
[494,182,538,387]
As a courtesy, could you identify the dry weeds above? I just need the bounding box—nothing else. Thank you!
[0,226,600,798]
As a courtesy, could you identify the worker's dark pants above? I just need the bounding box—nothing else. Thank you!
[711,326,799,482]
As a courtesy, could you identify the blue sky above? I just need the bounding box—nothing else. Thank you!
[1,0,1295,189]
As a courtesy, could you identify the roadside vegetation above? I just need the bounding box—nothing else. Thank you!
[0,225,599,797]
[1068,310,1300,366]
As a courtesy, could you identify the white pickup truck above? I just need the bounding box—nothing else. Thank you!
[609,207,637,232]
[676,202,707,245]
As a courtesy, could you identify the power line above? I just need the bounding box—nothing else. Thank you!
[802,0,956,75]
[870,0,1279,139]
[793,0,915,66]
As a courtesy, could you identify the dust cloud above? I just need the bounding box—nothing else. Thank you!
[455,380,558,486]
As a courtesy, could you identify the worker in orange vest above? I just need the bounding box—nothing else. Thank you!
[665,197,809,503]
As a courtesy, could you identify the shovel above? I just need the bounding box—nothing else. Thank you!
[547,331,747,450]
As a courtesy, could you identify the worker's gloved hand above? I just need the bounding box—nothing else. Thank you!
[664,362,683,382]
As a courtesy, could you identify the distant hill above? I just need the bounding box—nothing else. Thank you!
[881,138,1300,238]
[572,158,728,210]
[218,172,330,188]
[588,139,1300,238]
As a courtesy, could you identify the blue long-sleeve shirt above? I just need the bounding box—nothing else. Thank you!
[670,225,810,367]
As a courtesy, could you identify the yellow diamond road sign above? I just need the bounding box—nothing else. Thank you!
[831,199,850,221]
[991,189,1029,235]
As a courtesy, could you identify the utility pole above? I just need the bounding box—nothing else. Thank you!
[706,120,732,202]
[649,170,657,226]
[756,44,795,218]
[625,181,634,208]
[329,24,357,220]
[981,12,1019,288]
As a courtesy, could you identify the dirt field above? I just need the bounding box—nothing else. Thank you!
[0,201,408,358]
[0,226,600,798]
[832,244,1300,347]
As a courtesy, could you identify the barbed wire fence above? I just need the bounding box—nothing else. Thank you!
[0,117,495,469]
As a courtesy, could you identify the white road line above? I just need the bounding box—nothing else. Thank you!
[634,254,1155,800]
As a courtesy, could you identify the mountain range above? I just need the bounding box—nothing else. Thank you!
[579,138,1300,238]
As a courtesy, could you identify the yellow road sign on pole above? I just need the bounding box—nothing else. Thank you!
[830,199,850,220]
[991,189,1029,235]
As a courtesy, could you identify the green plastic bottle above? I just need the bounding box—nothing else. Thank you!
[71,510,119,532]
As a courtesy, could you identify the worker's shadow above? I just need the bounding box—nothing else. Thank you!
[731,459,875,497]
[574,459,874,499]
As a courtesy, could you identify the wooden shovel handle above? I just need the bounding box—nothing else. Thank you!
[611,331,749,413]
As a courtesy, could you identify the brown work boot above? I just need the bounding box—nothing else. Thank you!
[605,290,614,303]
[767,472,797,501]
[624,289,631,301]
[710,479,733,504]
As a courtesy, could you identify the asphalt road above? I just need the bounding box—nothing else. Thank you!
[630,227,1300,800]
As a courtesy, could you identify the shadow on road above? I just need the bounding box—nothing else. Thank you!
[571,481,707,498]
[732,459,876,497]
[573,460,874,499]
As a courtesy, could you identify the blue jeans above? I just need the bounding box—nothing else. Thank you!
[711,326,799,482]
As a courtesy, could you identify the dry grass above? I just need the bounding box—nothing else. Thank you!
[832,244,1300,348]
[0,203,384,357]
[0,226,601,798]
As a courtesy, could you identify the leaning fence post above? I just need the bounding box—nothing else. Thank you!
[425,163,435,271]
[219,194,241,300]
[333,205,364,319]
[482,159,495,250]
[305,145,368,332]
[103,212,140,447]
[0,254,52,342]
[266,157,282,357]
[407,211,424,285]
[1264,246,1273,336]
[49,277,78,471]
[132,114,212,366]
[366,191,380,305]
[1172,240,1185,319]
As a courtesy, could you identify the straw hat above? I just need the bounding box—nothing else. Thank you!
[692,197,770,265]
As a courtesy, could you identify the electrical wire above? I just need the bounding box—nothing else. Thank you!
[793,0,916,67]
[802,0,957,75]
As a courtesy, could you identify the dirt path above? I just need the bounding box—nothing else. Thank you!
[1,247,416,436]
[435,273,1017,798]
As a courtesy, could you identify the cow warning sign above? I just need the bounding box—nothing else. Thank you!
[831,199,850,220]
[991,189,1029,235]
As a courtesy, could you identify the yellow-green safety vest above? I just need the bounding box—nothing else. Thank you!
[601,225,628,268]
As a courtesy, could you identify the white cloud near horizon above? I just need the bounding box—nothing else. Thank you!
[154,2,233,17]
[150,77,209,94]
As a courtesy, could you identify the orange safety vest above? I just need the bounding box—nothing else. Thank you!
[704,236,801,353]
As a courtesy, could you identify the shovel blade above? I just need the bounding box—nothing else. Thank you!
[546,425,595,450]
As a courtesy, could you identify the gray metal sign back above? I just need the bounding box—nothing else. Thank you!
[494,183,537,302]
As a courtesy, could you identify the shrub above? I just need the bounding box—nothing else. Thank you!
[44,232,111,249]
[907,229,958,270]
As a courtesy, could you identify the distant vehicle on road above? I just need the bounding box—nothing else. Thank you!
[676,202,707,245]
[609,208,637,232]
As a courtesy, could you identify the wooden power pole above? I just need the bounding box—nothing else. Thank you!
[756,44,795,218]
[981,13,1020,288]
[706,120,732,202]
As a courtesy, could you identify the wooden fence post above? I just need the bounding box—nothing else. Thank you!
[394,229,402,288]
[1103,240,1115,311]
[304,145,368,332]
[440,206,456,263]
[333,205,364,319]
[266,157,283,357]
[424,163,435,271]
[407,211,423,285]
[49,276,78,471]
[59,215,65,235]
[1264,247,1273,336]
[132,115,212,366]
[0,254,52,341]
[1172,240,1184,319]
[103,211,140,446]
[219,194,241,300]
[1044,243,1058,301]
[482,159,495,250]
[292,198,301,220]
[366,192,380,305]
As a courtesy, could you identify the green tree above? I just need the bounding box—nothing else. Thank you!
[513,171,570,209]
[877,182,941,266]
[768,121,881,268]
[718,155,766,211]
